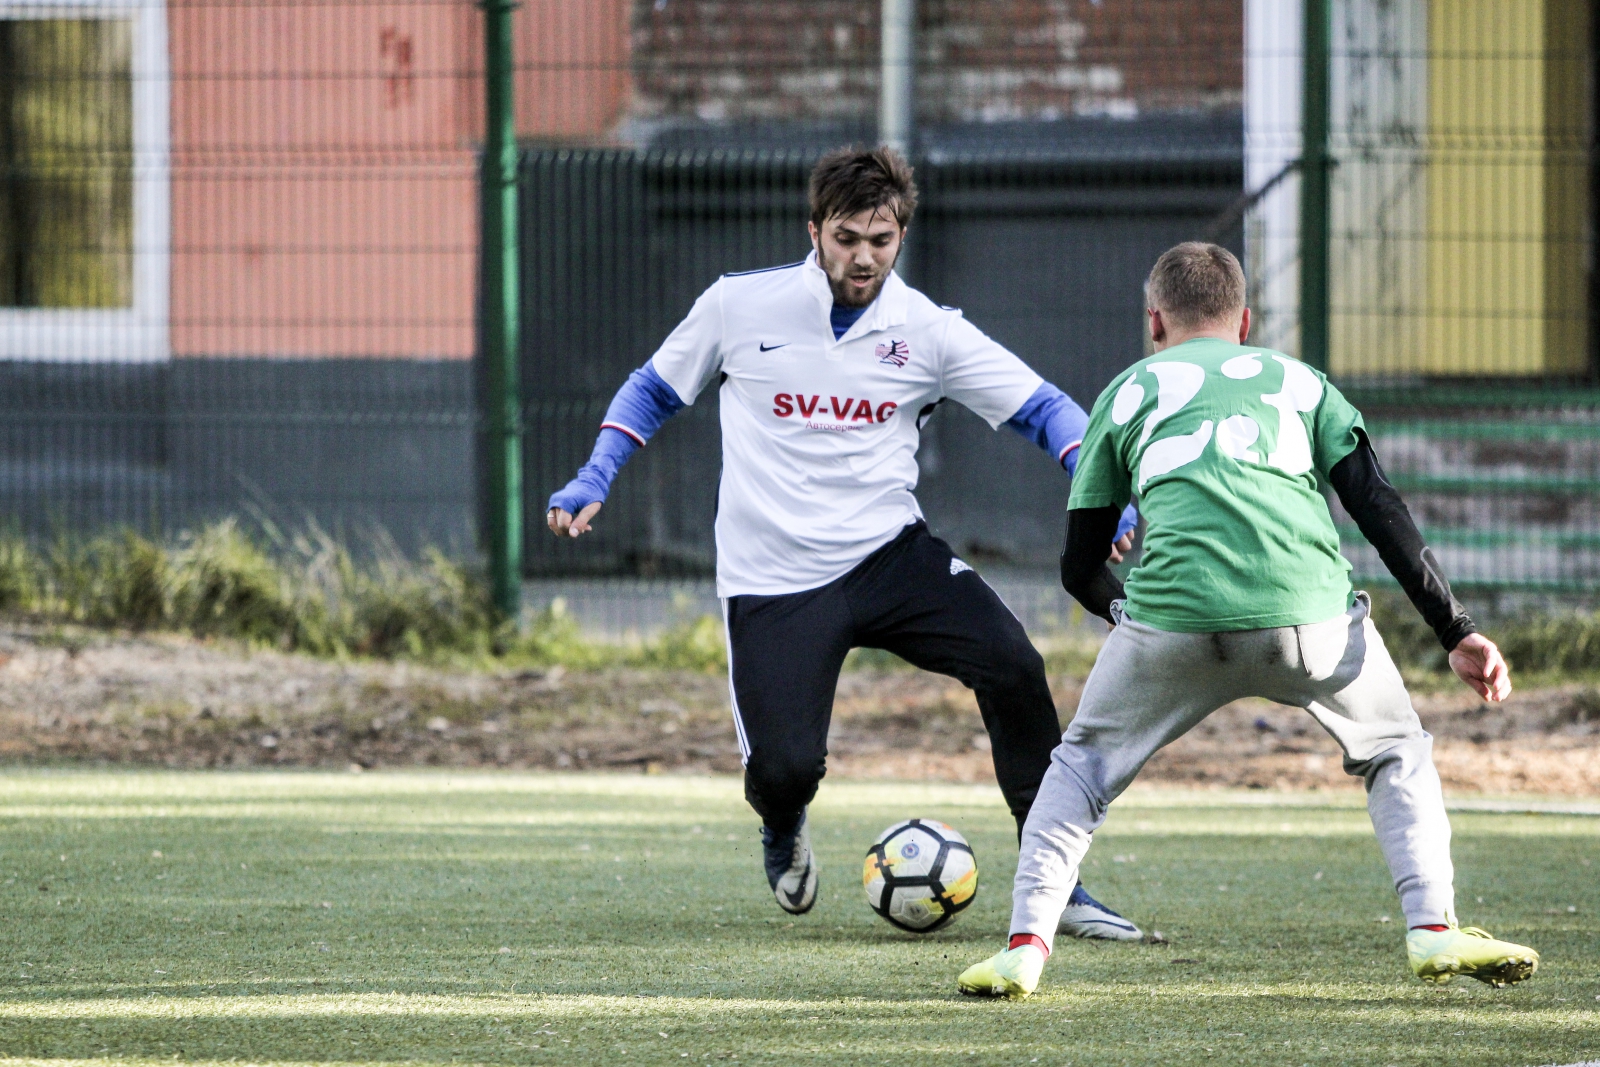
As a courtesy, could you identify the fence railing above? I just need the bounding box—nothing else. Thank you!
[0,0,1595,600]
[519,138,1243,577]
[1336,393,1600,597]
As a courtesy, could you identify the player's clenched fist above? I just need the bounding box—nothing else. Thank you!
[1448,632,1512,702]
[547,502,602,538]
[548,462,612,538]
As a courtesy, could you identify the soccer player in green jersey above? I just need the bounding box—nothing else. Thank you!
[957,242,1539,999]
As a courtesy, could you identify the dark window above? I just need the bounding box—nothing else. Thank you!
[0,18,132,308]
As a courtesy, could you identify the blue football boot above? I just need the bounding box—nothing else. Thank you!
[1058,881,1142,941]
[760,808,818,915]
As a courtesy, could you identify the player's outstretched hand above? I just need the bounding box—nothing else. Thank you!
[1448,632,1512,702]
[1107,531,1134,565]
[547,502,602,538]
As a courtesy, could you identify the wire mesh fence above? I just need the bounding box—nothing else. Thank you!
[1243,1,1597,597]
[0,0,1595,601]
[522,574,1109,643]
[1,0,478,548]
[1338,390,1600,599]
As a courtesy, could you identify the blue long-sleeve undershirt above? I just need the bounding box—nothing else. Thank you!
[551,362,1138,544]
[1005,381,1140,543]
[547,360,684,516]
[1004,381,1089,475]
[830,304,867,340]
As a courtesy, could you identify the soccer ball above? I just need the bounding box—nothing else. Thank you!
[862,818,978,933]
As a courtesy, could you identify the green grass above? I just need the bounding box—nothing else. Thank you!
[0,773,1596,1065]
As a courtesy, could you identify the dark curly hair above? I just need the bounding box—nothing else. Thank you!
[808,146,918,230]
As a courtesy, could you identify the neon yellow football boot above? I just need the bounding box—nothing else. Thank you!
[957,944,1046,999]
[1407,921,1539,987]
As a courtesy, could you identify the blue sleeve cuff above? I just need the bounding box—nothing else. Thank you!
[599,360,686,445]
[1003,382,1088,474]
[1115,504,1139,543]
[547,360,686,515]
[547,428,638,515]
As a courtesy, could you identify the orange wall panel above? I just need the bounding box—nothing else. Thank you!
[515,0,631,141]
[168,0,479,358]
[171,166,476,358]
[167,0,631,357]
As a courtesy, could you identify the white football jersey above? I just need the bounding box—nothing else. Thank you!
[652,251,1042,597]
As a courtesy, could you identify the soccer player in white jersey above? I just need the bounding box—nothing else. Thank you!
[957,243,1539,999]
[548,147,1139,937]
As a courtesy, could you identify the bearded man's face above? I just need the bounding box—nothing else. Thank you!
[809,206,904,308]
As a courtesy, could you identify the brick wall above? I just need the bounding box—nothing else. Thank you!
[629,0,1242,129]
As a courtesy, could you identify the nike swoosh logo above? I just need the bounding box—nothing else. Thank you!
[759,342,788,352]
[780,865,814,910]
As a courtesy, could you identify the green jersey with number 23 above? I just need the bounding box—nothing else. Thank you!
[1069,337,1367,632]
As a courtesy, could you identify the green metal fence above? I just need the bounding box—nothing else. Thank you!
[1,0,1598,602]
[1247,1,1597,597]
[1335,392,1600,597]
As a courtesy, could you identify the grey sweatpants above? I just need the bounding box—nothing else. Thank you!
[1012,592,1455,948]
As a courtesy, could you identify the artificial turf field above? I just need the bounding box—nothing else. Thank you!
[0,771,1594,1067]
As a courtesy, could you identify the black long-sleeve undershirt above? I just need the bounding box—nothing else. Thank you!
[1059,504,1126,625]
[1326,430,1477,650]
[1058,431,1477,650]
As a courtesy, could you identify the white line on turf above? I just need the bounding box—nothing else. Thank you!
[1446,800,1600,817]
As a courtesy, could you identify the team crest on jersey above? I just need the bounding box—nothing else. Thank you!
[876,338,911,367]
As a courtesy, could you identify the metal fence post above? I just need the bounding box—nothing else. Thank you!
[881,0,915,282]
[1299,0,1331,372]
[481,0,522,618]
[880,0,914,154]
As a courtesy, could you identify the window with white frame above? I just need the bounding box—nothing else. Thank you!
[0,0,167,361]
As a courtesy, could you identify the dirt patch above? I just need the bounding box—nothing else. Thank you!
[0,623,1596,796]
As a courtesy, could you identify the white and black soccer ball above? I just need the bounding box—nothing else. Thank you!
[862,818,978,933]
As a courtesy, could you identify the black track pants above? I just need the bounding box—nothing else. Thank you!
[724,521,1062,836]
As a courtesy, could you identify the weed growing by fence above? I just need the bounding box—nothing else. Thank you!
[0,522,716,671]
[1364,589,1600,681]
[4,527,1599,681]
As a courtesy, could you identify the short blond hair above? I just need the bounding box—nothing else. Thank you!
[1145,242,1246,330]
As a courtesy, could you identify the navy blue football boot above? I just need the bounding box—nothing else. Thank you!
[1058,881,1143,940]
[760,808,818,914]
